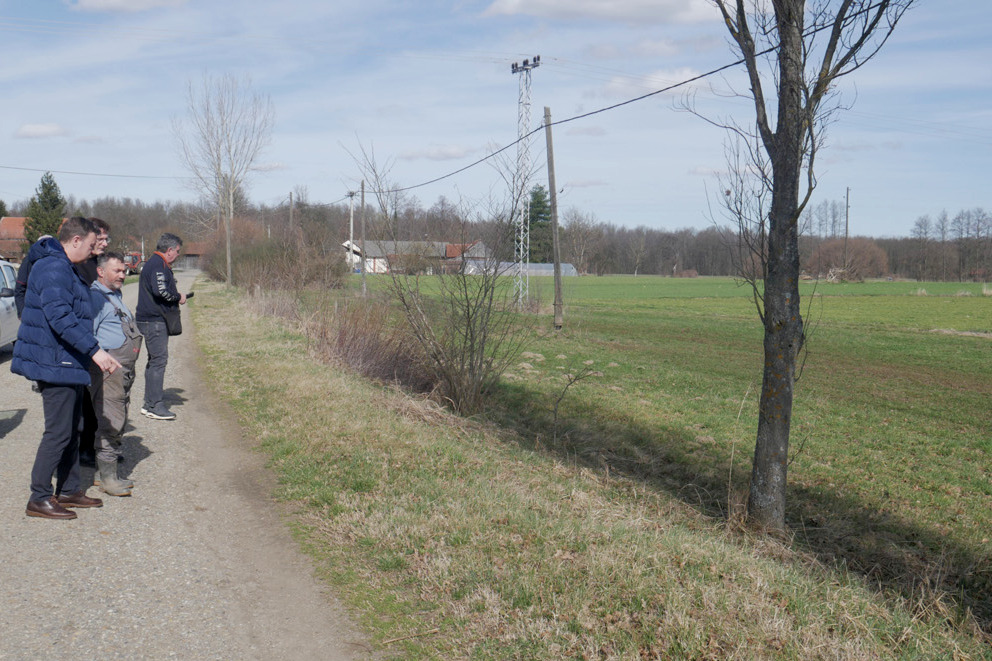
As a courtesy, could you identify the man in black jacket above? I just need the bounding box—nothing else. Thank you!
[135,233,185,421]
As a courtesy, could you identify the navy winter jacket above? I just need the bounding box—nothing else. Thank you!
[11,237,99,385]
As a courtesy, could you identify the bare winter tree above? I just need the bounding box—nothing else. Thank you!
[710,0,916,531]
[173,73,275,282]
[561,208,600,275]
[355,144,527,414]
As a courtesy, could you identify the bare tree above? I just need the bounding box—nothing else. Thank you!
[561,208,600,275]
[173,73,275,282]
[911,214,933,281]
[710,0,916,531]
[355,144,527,414]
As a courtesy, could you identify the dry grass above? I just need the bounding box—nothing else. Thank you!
[191,280,992,660]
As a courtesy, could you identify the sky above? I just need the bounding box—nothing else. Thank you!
[0,0,988,238]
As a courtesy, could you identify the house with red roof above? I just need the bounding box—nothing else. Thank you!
[0,217,28,261]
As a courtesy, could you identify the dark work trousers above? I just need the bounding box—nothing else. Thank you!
[30,382,84,502]
[79,388,98,458]
[136,320,169,410]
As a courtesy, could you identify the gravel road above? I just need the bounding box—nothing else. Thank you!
[0,270,368,660]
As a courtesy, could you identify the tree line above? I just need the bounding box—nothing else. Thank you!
[5,174,989,283]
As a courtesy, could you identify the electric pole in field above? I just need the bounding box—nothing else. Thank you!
[544,106,563,331]
[360,180,367,297]
[511,55,540,307]
[844,187,850,271]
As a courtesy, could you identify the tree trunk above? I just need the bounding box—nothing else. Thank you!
[748,223,803,530]
[747,1,805,532]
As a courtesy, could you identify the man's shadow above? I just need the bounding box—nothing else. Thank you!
[81,421,152,486]
[0,408,27,439]
[163,387,188,410]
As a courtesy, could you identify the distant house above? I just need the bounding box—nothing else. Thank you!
[177,241,208,270]
[0,217,28,261]
[492,262,578,277]
[343,240,490,274]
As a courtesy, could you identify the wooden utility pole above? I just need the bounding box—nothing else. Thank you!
[544,106,563,331]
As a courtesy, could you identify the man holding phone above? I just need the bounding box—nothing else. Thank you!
[135,233,185,421]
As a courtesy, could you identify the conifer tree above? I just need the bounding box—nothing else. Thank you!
[24,172,66,243]
[528,184,553,263]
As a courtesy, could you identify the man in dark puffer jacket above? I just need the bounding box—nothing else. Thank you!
[13,217,122,520]
[135,232,185,421]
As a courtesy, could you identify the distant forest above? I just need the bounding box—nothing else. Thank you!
[6,189,990,282]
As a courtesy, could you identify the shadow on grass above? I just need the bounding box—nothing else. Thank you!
[490,380,992,636]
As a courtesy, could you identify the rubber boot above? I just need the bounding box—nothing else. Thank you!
[96,458,133,497]
[94,456,133,489]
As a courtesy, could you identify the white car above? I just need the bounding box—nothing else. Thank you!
[0,259,20,349]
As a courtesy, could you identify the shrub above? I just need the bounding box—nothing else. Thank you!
[205,238,348,290]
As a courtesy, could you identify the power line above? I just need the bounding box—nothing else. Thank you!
[376,56,746,196]
[0,164,189,180]
[369,0,903,196]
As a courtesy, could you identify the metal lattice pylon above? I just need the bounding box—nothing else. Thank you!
[511,56,539,307]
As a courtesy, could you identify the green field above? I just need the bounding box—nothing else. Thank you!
[509,276,992,624]
[194,275,992,658]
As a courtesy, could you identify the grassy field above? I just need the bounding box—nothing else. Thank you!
[192,275,992,659]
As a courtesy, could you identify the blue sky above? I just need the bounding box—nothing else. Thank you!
[0,0,988,237]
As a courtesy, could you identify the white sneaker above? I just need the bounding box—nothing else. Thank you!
[141,406,176,420]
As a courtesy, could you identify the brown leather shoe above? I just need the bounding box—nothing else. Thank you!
[26,497,78,520]
[56,491,104,508]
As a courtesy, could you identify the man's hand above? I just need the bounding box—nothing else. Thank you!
[179,293,187,305]
[92,349,122,375]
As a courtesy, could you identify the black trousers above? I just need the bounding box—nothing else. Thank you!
[79,387,97,456]
[29,383,84,502]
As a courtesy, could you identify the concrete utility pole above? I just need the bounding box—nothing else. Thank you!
[289,190,295,233]
[347,190,356,271]
[360,180,367,297]
[544,106,563,331]
[844,187,850,271]
[226,181,233,284]
[510,55,540,307]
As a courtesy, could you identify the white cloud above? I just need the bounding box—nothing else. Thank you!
[66,0,187,12]
[632,39,680,58]
[483,0,716,24]
[399,145,478,161]
[602,67,706,98]
[15,124,70,139]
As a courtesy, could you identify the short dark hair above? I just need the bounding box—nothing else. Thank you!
[97,251,125,268]
[156,233,183,253]
[88,217,110,234]
[58,216,97,243]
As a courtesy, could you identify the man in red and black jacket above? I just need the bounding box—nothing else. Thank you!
[135,233,185,421]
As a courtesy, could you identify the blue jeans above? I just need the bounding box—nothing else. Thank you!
[30,383,84,501]
[137,320,169,410]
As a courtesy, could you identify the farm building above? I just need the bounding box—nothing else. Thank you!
[342,240,490,274]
